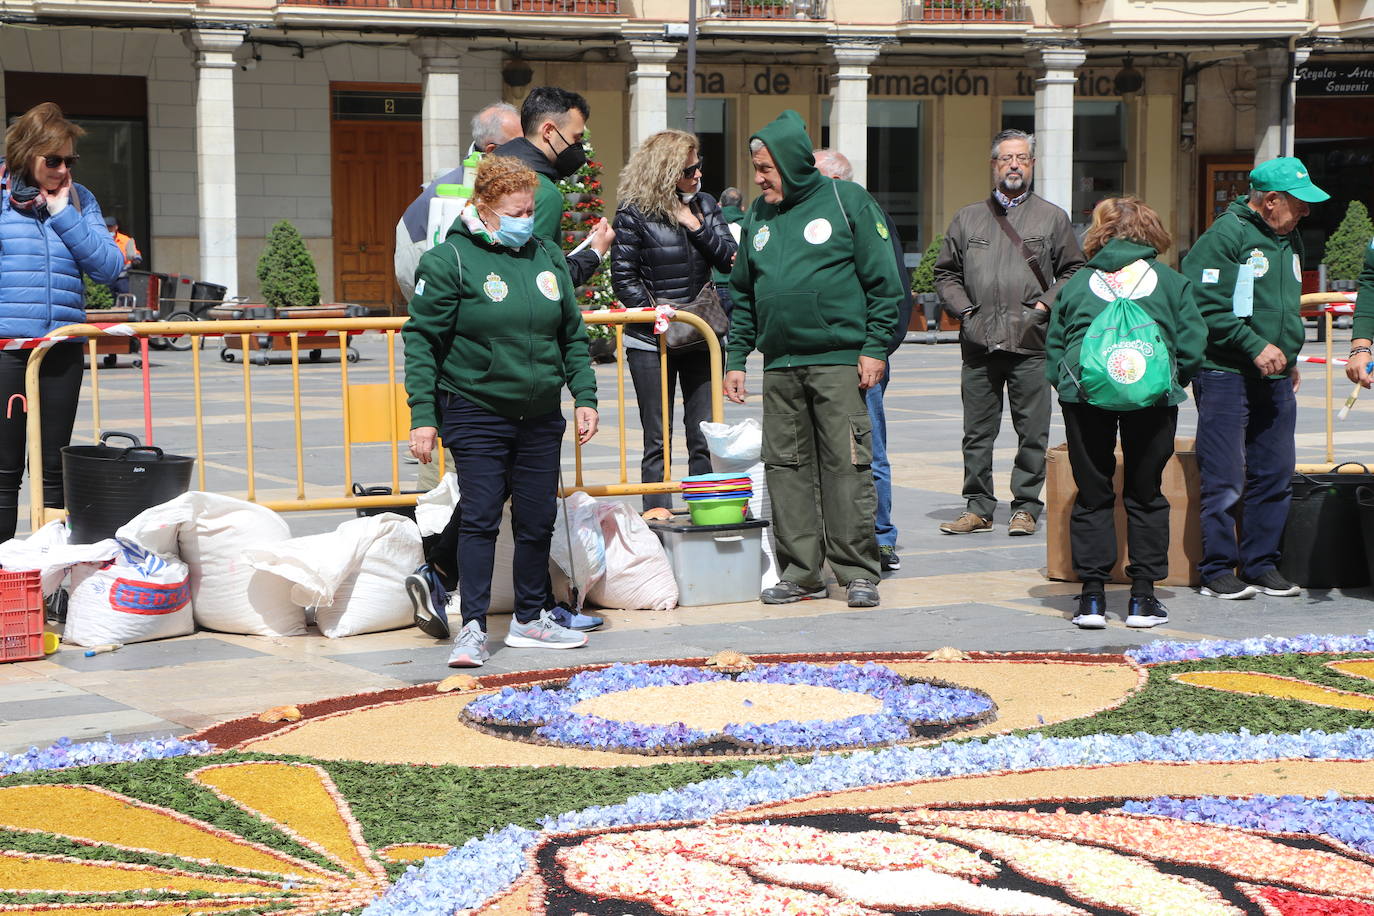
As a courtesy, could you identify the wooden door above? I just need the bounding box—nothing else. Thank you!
[331,120,422,314]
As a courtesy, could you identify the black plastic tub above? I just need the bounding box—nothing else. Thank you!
[62,432,194,544]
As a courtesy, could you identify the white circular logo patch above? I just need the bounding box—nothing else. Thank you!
[1105,345,1149,384]
[753,225,771,252]
[1293,253,1303,282]
[535,271,560,301]
[1088,260,1157,302]
[804,218,832,245]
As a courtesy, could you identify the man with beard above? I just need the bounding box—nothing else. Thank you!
[934,128,1084,537]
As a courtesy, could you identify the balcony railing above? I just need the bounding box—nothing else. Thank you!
[283,0,620,11]
[698,0,829,19]
[900,0,1028,19]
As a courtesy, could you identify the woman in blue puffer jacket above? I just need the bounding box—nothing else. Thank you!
[0,102,123,542]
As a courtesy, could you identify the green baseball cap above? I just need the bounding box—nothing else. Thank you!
[1249,156,1330,203]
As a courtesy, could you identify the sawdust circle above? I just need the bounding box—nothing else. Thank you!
[570,682,883,729]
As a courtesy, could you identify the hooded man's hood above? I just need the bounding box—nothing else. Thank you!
[1086,238,1157,272]
[750,110,824,211]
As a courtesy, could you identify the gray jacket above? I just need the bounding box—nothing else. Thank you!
[934,192,1084,358]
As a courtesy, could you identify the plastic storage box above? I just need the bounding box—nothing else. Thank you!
[647,518,770,606]
[0,569,44,663]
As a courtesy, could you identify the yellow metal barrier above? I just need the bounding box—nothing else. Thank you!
[1297,292,1357,474]
[24,311,724,528]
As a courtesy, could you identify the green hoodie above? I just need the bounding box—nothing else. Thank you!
[1180,199,1306,377]
[725,111,902,372]
[402,211,597,428]
[1046,238,1206,407]
[1351,237,1374,341]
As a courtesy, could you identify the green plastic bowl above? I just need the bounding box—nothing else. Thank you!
[688,496,750,526]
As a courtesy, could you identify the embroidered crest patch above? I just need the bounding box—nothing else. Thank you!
[1201,269,1220,284]
[536,271,560,301]
[753,225,771,252]
[415,278,427,296]
[483,273,508,303]
[876,221,889,240]
[1245,249,1269,278]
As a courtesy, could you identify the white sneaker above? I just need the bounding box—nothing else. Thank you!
[504,608,589,650]
[447,620,489,668]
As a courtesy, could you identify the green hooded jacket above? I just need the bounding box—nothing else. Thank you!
[725,110,902,373]
[1350,237,1374,342]
[711,203,745,286]
[1180,199,1306,377]
[1046,238,1207,407]
[402,211,597,428]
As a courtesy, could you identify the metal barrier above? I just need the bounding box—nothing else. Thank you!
[22,310,724,529]
[1296,291,1357,473]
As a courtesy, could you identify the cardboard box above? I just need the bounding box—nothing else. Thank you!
[1044,437,1202,586]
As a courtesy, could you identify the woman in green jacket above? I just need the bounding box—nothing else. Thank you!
[1046,197,1205,631]
[403,156,599,668]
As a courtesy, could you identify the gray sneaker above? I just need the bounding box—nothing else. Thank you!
[505,609,590,650]
[447,620,489,668]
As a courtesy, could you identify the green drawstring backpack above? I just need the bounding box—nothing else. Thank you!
[1076,266,1174,411]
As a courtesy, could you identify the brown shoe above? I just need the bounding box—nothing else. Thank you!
[939,512,992,535]
[1008,510,1037,536]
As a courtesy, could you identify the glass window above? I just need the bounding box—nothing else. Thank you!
[820,98,923,251]
[70,117,151,270]
[1001,100,1125,230]
[668,97,735,197]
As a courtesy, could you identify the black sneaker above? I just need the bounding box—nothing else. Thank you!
[846,578,880,608]
[1072,592,1107,629]
[405,564,452,639]
[760,581,828,604]
[1244,569,1301,597]
[1200,573,1258,600]
[879,545,901,571]
[1125,595,1169,628]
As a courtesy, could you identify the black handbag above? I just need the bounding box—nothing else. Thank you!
[660,283,728,351]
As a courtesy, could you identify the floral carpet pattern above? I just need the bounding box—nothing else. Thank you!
[8,635,1374,914]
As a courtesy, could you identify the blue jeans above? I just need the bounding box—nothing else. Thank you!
[865,363,896,548]
[1192,369,1296,582]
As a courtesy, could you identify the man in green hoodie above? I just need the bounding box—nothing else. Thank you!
[724,111,903,609]
[1180,156,1328,601]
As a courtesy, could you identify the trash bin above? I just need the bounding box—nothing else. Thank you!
[62,432,195,544]
[1279,464,1373,589]
[127,270,160,312]
[351,483,418,521]
[189,281,228,318]
[647,518,769,606]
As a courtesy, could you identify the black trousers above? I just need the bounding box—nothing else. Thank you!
[626,347,714,510]
[0,344,85,542]
[439,392,564,631]
[1060,401,1178,583]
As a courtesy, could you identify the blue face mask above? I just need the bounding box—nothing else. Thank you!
[494,213,534,249]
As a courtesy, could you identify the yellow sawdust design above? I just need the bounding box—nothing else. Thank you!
[1330,659,1374,682]
[191,762,373,877]
[0,850,274,895]
[377,844,452,863]
[0,785,332,882]
[0,900,268,915]
[1173,671,1374,711]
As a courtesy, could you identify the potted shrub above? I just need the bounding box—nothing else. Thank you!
[1321,199,1373,293]
[911,233,946,332]
[257,220,321,309]
[83,274,113,311]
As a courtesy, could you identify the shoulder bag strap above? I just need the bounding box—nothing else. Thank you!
[986,196,1050,291]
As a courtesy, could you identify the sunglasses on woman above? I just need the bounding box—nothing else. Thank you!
[42,154,80,168]
[682,161,703,177]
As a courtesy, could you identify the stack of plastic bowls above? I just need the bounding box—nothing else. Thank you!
[681,472,753,525]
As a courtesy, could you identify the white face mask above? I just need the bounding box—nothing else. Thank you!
[677,190,697,204]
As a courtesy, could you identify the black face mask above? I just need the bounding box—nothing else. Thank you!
[549,124,588,179]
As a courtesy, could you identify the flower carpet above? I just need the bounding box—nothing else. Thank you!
[8,635,1374,914]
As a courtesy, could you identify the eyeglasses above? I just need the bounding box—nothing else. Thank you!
[682,161,703,177]
[994,154,1033,165]
[42,154,79,169]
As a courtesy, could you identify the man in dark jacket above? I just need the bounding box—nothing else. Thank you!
[492,87,612,288]
[934,128,1084,538]
[813,148,914,573]
[1181,156,1327,600]
[724,111,903,608]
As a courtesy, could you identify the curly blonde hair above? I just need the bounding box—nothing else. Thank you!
[471,155,539,208]
[3,102,85,184]
[1082,197,1172,259]
[617,130,699,225]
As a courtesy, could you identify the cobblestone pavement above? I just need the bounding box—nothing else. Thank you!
[2,326,1371,753]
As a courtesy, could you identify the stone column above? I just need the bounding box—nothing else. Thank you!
[410,38,465,182]
[627,40,679,152]
[1027,44,1086,217]
[1248,45,1308,164]
[829,42,882,186]
[183,29,243,299]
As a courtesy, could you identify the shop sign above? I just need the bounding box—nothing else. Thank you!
[666,65,824,95]
[868,69,1125,97]
[1296,62,1374,96]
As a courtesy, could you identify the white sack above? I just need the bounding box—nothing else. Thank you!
[0,521,118,595]
[415,472,460,537]
[119,492,306,636]
[700,418,779,588]
[586,501,678,611]
[413,473,519,612]
[64,539,193,647]
[548,492,606,609]
[244,513,422,638]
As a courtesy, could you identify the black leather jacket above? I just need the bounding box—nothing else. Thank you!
[610,193,737,343]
